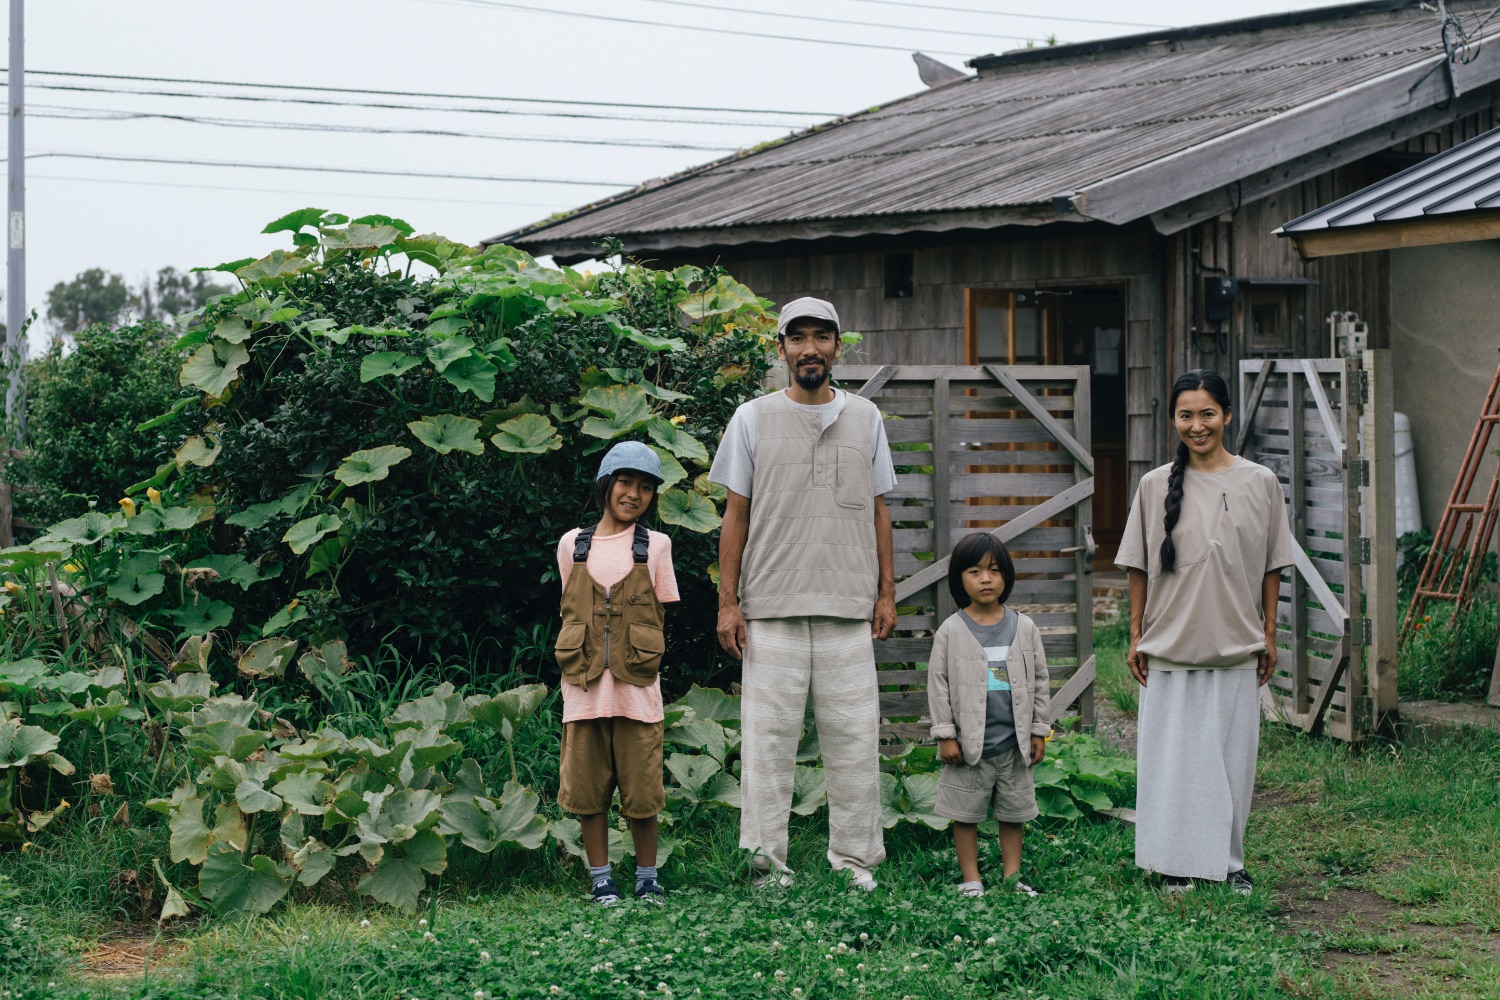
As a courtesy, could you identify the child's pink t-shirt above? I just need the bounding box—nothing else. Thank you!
[555,525,680,724]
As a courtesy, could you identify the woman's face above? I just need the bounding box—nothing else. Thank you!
[1172,387,1231,460]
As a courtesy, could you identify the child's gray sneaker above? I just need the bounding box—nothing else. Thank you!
[591,877,623,906]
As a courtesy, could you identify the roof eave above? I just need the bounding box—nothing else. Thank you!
[1281,211,1500,259]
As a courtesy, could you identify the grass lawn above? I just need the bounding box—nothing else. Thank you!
[4,631,1499,999]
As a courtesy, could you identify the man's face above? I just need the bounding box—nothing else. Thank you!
[777,318,840,391]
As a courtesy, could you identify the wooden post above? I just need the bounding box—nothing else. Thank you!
[1362,349,1398,719]
[1288,365,1310,713]
[1073,366,1095,731]
[1339,358,1366,741]
[932,377,954,625]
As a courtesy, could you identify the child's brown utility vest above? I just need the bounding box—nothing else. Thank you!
[554,522,665,689]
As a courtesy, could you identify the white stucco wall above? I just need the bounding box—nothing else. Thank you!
[1390,240,1500,534]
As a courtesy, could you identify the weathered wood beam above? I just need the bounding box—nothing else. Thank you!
[1234,361,1275,455]
[1289,212,1500,259]
[984,365,1095,475]
[1302,360,1345,455]
[1076,46,1500,226]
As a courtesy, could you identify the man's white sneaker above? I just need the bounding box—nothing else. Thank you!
[959,881,985,898]
[752,870,794,890]
[850,874,878,891]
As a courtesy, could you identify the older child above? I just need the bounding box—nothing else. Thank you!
[927,532,1051,898]
[554,441,679,905]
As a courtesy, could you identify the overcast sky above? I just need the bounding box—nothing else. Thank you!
[8,0,1349,342]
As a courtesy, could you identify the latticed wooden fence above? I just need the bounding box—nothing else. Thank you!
[1236,351,1396,742]
[834,364,1098,745]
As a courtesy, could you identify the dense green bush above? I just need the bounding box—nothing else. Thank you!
[12,322,188,528]
[5,210,777,693]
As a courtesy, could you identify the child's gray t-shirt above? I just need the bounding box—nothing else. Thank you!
[960,608,1018,757]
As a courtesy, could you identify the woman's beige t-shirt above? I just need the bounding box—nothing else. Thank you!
[1115,456,1294,668]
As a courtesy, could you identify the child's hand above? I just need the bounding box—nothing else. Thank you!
[938,738,963,765]
[1029,735,1045,766]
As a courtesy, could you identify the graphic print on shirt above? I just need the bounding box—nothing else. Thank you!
[985,646,1012,691]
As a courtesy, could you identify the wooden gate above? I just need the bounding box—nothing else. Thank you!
[1236,351,1396,741]
[834,364,1097,744]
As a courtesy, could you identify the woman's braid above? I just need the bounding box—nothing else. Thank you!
[1160,441,1189,573]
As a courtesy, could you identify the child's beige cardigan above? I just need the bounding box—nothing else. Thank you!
[927,609,1052,766]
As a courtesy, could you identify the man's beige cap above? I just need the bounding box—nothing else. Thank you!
[776,296,840,336]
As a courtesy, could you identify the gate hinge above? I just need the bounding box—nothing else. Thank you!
[1355,537,1372,564]
[1351,459,1370,488]
[1355,617,1373,646]
[1349,369,1369,408]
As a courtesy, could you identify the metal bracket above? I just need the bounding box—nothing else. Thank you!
[1355,617,1373,646]
[1355,537,1372,564]
[1349,369,1369,408]
[1351,459,1370,488]
[1062,526,1097,575]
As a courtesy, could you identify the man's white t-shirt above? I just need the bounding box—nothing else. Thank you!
[709,388,899,498]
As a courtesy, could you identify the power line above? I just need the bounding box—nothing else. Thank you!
[424,0,979,56]
[7,67,837,117]
[14,81,804,129]
[29,104,741,152]
[9,152,631,187]
[29,172,571,210]
[839,0,1168,30]
[627,0,1060,43]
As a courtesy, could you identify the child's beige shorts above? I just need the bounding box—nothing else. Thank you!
[558,717,665,819]
[935,744,1039,824]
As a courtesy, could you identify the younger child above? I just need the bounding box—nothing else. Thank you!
[927,532,1051,898]
[554,441,679,905]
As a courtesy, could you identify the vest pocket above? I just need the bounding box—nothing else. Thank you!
[625,622,665,679]
[554,621,588,681]
[835,445,871,509]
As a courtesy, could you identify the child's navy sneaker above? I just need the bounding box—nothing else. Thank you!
[591,877,623,906]
[634,878,666,904]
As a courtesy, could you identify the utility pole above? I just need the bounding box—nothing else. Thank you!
[5,0,22,432]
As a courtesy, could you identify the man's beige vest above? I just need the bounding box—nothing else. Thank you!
[741,390,880,621]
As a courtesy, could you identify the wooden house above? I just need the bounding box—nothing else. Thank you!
[492,0,1500,564]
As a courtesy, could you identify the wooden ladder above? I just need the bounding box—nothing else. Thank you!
[1398,359,1500,660]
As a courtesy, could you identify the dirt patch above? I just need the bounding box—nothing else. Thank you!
[1093,696,1137,754]
[80,927,186,980]
[1277,881,1500,995]
[1252,784,1320,810]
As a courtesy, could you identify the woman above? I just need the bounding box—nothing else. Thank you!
[1114,368,1293,894]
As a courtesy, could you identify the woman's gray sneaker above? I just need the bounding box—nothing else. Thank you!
[1227,869,1253,896]
[1160,875,1194,894]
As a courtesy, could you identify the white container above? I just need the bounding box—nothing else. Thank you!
[1394,412,1422,539]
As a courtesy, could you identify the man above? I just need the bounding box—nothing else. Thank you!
[709,296,898,890]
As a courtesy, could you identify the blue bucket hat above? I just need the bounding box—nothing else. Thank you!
[597,440,663,485]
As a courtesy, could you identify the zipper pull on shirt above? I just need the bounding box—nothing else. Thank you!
[1223,493,1229,512]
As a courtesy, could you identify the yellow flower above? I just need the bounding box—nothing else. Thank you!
[147,487,162,507]
[3,580,21,595]
[20,842,32,853]
[670,415,687,426]
[118,497,137,518]
[62,562,81,574]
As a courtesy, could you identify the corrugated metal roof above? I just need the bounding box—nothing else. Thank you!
[494,1,1484,255]
[1279,124,1500,231]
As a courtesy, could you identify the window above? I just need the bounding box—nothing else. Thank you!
[884,252,914,299]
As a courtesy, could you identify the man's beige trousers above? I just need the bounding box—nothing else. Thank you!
[739,616,886,877]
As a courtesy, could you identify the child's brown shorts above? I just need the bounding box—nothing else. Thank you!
[557,717,665,819]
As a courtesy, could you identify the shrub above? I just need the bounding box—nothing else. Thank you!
[11,322,189,529]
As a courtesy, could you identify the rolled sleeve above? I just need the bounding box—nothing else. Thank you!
[871,413,898,497]
[707,406,755,498]
[1114,485,1149,574]
[1265,476,1295,573]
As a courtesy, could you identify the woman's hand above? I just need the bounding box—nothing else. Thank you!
[938,738,964,765]
[1127,641,1149,688]
[1258,642,1278,686]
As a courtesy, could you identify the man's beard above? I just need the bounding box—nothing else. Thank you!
[793,360,829,391]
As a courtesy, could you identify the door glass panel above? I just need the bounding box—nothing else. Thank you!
[976,306,1008,362]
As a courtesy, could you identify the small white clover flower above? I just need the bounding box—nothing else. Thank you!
[423,931,436,942]
[856,963,866,972]
[480,951,491,962]
[1051,920,1060,927]
[703,946,713,954]
[804,920,816,930]
[469,938,479,945]
[774,970,787,981]
[531,950,541,957]
[823,954,834,962]
[903,965,912,973]
[418,918,428,928]
[771,940,782,950]
[836,968,847,977]
[550,988,562,997]
[634,965,643,972]
[792,990,803,998]
[953,935,962,944]
[301,934,310,941]
[474,991,485,1000]
[920,964,930,971]
[360,919,371,928]
[663,954,673,964]
[985,936,997,947]
[657,983,669,992]
[859,932,869,942]
[753,972,762,980]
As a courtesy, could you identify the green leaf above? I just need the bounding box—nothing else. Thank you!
[425,335,475,373]
[107,570,165,607]
[166,599,235,635]
[320,223,402,251]
[306,536,345,576]
[262,600,310,637]
[192,257,257,275]
[359,352,422,383]
[441,353,498,402]
[334,445,412,487]
[789,764,827,816]
[394,232,473,269]
[358,853,427,912]
[647,446,688,490]
[624,328,687,353]
[237,637,298,680]
[408,414,483,456]
[273,773,330,818]
[489,413,561,455]
[549,816,624,864]
[657,489,721,533]
[290,837,337,886]
[491,780,548,849]
[878,770,902,829]
[665,752,721,800]
[235,778,283,814]
[41,511,124,546]
[667,717,726,765]
[225,483,315,530]
[298,640,352,689]
[262,207,332,235]
[646,418,710,464]
[388,682,470,733]
[168,792,214,864]
[579,384,652,440]
[212,316,253,344]
[322,324,408,345]
[0,660,47,695]
[640,381,692,403]
[173,434,222,469]
[693,473,728,502]
[180,341,249,396]
[351,213,415,237]
[199,844,289,916]
[467,684,548,742]
[186,553,278,590]
[668,684,741,725]
[236,250,316,287]
[1036,785,1085,821]
[282,514,343,555]
[897,772,949,830]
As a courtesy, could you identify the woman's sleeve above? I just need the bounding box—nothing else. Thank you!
[927,627,957,741]
[1265,474,1295,573]
[1114,483,1149,574]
